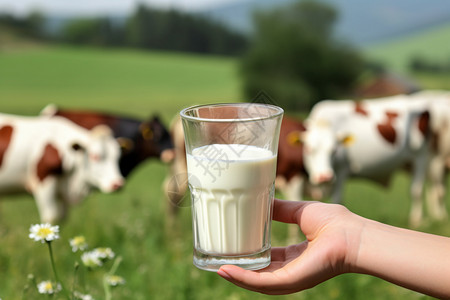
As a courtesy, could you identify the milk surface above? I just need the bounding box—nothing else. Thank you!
[187,144,276,255]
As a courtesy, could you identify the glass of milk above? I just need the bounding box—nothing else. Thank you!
[180,103,283,271]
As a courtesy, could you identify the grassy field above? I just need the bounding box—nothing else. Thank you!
[0,45,241,119]
[0,45,449,299]
[364,21,450,75]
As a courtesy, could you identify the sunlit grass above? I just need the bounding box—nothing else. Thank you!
[364,21,450,74]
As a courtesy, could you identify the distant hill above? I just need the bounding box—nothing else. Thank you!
[364,21,450,73]
[42,1,450,47]
[199,0,450,46]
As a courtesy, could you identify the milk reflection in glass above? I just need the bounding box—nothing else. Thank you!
[187,144,276,255]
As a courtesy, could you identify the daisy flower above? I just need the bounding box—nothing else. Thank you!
[81,251,103,268]
[70,236,88,252]
[37,280,62,294]
[29,223,60,243]
[106,275,126,287]
[93,247,115,260]
[74,291,95,300]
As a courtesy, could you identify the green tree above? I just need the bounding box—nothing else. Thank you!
[24,11,45,39]
[241,0,364,111]
[61,17,124,46]
[126,5,247,55]
[0,11,46,40]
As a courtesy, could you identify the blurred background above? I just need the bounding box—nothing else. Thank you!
[1,0,450,299]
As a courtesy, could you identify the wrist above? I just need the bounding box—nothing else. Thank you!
[342,212,371,274]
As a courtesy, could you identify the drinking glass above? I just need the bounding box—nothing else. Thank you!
[180,103,283,271]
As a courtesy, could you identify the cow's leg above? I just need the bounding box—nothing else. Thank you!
[163,170,188,217]
[163,163,189,237]
[33,178,64,224]
[330,169,347,204]
[279,175,304,244]
[282,175,304,202]
[426,155,448,221]
[409,154,428,228]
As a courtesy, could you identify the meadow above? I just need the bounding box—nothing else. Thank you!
[0,45,449,299]
[364,21,450,75]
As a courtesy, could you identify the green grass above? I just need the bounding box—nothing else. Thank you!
[0,45,449,299]
[0,45,241,120]
[363,21,450,74]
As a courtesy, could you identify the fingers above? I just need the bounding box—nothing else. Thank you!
[217,244,308,295]
[272,198,314,225]
[217,265,297,295]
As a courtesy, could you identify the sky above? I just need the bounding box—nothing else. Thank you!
[0,0,240,16]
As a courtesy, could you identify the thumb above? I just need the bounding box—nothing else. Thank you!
[273,198,316,225]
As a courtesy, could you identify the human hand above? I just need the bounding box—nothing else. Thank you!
[217,198,363,295]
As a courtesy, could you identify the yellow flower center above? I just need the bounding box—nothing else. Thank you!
[38,228,52,237]
[73,236,85,244]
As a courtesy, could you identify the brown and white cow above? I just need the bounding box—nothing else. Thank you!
[275,116,331,202]
[408,90,450,223]
[0,113,124,223]
[274,116,307,202]
[41,105,174,177]
[301,95,431,227]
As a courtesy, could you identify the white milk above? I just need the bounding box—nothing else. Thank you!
[187,144,277,255]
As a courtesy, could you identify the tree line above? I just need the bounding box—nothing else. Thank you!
[409,55,450,74]
[0,4,248,56]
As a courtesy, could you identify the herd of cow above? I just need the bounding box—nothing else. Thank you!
[1,89,450,230]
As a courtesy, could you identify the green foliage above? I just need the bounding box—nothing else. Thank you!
[61,18,125,47]
[125,5,247,55]
[409,54,450,74]
[0,11,45,39]
[1,4,248,56]
[240,0,365,111]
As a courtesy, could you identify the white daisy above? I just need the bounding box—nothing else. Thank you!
[106,275,126,287]
[74,291,95,300]
[81,251,103,268]
[70,236,88,252]
[29,223,60,243]
[37,280,62,294]
[93,247,115,260]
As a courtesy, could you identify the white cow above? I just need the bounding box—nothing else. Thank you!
[0,113,124,223]
[408,90,450,223]
[301,95,431,227]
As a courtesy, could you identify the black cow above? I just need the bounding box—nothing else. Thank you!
[41,105,174,177]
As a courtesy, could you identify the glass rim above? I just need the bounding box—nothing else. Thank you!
[180,103,284,123]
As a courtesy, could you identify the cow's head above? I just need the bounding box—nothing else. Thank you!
[301,119,354,185]
[66,125,124,196]
[301,120,336,185]
[137,116,174,163]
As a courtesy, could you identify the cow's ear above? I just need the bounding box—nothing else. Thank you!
[117,137,134,153]
[287,131,303,146]
[91,124,113,138]
[337,132,355,147]
[139,123,154,140]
